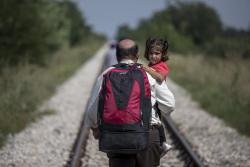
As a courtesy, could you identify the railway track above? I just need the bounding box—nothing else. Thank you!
[66,108,204,167]
[161,114,204,167]
[65,52,205,167]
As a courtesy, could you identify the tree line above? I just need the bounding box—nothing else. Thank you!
[116,1,250,59]
[0,0,105,67]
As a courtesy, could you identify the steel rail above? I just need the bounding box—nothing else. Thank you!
[66,46,204,166]
[65,46,108,167]
[162,115,204,167]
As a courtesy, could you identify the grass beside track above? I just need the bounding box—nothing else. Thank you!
[0,40,104,148]
[168,54,250,137]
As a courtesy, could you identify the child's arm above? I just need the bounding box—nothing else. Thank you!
[142,64,165,83]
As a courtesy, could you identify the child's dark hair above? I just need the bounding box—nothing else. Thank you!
[144,37,169,62]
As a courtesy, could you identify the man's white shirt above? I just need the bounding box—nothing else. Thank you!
[84,59,175,128]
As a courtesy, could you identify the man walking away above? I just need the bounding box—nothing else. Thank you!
[84,39,175,167]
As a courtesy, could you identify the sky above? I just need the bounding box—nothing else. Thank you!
[74,0,250,39]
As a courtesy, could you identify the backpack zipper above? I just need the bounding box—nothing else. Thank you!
[140,109,144,127]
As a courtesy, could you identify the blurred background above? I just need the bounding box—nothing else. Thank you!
[0,0,249,149]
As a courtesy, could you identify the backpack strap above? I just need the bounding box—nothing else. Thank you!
[112,63,128,69]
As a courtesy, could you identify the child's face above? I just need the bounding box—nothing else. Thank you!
[148,48,162,65]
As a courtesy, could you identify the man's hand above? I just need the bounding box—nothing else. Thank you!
[91,127,100,139]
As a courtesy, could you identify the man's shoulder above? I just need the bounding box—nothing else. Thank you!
[101,66,115,75]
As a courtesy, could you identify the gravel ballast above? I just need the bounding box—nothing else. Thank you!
[168,79,250,167]
[0,44,108,167]
[1,44,249,167]
[80,79,250,167]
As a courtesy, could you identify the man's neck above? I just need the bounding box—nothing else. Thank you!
[120,59,136,65]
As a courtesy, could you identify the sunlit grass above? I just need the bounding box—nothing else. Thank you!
[0,40,104,148]
[169,54,250,136]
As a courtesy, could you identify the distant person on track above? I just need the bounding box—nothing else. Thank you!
[84,38,175,167]
[103,40,118,70]
[142,37,174,158]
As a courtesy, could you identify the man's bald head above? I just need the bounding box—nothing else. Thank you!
[118,39,136,49]
[116,39,139,62]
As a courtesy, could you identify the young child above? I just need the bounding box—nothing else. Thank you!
[142,37,173,158]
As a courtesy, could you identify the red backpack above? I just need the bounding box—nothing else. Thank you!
[98,63,152,154]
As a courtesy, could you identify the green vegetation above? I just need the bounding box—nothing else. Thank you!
[0,40,103,148]
[116,1,250,136]
[116,1,250,57]
[116,2,223,54]
[0,0,105,147]
[0,0,105,66]
[205,35,250,59]
[169,55,250,136]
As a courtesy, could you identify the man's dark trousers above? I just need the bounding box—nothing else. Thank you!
[107,126,161,167]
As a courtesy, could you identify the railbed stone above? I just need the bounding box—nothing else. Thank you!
[0,44,108,167]
[1,44,249,167]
